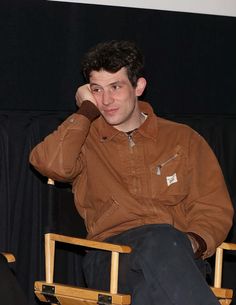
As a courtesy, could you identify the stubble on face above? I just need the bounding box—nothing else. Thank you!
[90,68,143,132]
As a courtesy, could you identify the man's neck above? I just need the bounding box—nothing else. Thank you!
[125,112,147,134]
[114,111,148,133]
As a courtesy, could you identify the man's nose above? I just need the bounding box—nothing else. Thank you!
[102,90,113,105]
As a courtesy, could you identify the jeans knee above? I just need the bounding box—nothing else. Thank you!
[136,224,191,257]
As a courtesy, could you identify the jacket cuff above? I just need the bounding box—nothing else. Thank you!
[76,100,100,121]
[187,232,207,259]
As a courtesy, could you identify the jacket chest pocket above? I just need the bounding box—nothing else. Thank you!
[149,147,188,205]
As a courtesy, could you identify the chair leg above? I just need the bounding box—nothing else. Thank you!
[45,233,55,283]
[110,251,119,294]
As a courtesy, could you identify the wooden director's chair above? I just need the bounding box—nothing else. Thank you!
[34,234,236,305]
[34,180,236,305]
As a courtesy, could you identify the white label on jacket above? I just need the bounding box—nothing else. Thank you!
[166,173,178,186]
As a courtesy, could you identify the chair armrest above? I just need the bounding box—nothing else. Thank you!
[219,242,236,251]
[46,233,132,253]
[44,233,132,294]
[1,252,16,263]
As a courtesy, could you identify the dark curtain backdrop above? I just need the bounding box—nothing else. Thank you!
[1,1,236,113]
[0,1,236,304]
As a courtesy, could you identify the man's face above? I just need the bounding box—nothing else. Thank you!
[89,67,146,131]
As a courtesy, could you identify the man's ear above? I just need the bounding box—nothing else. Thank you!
[135,77,147,97]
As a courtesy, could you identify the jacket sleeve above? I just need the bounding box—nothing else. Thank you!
[29,101,100,182]
[185,130,234,258]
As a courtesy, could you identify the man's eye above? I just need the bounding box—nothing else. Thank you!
[112,85,121,90]
[91,88,102,93]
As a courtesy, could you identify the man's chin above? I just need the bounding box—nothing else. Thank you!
[102,115,119,126]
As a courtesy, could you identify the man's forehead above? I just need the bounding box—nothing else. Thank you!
[89,67,129,85]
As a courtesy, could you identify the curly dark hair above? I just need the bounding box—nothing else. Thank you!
[81,40,144,87]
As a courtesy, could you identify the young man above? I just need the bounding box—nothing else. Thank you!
[30,40,233,305]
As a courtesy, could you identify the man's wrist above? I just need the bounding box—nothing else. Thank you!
[76,100,100,121]
[187,232,207,259]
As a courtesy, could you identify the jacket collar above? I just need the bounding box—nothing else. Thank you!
[94,101,158,142]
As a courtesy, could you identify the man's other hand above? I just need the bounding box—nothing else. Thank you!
[75,84,97,107]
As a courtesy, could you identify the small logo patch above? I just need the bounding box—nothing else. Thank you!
[166,173,178,186]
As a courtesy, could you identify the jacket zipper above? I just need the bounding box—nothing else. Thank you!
[156,153,178,175]
[127,134,136,148]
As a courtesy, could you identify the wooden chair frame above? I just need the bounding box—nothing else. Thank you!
[2,252,16,263]
[34,233,132,305]
[35,180,235,304]
[211,242,236,305]
[34,233,236,305]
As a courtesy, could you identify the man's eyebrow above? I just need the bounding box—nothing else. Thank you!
[90,80,124,87]
[109,81,123,85]
[106,80,125,87]
[90,82,101,86]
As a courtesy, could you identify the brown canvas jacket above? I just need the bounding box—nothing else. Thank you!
[30,101,234,258]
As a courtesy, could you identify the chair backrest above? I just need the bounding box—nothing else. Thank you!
[41,179,87,288]
[43,179,87,237]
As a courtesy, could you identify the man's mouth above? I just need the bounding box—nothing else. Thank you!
[103,108,118,115]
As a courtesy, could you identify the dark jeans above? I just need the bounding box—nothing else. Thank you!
[83,224,220,305]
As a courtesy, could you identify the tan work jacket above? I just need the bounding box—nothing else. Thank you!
[30,102,233,258]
